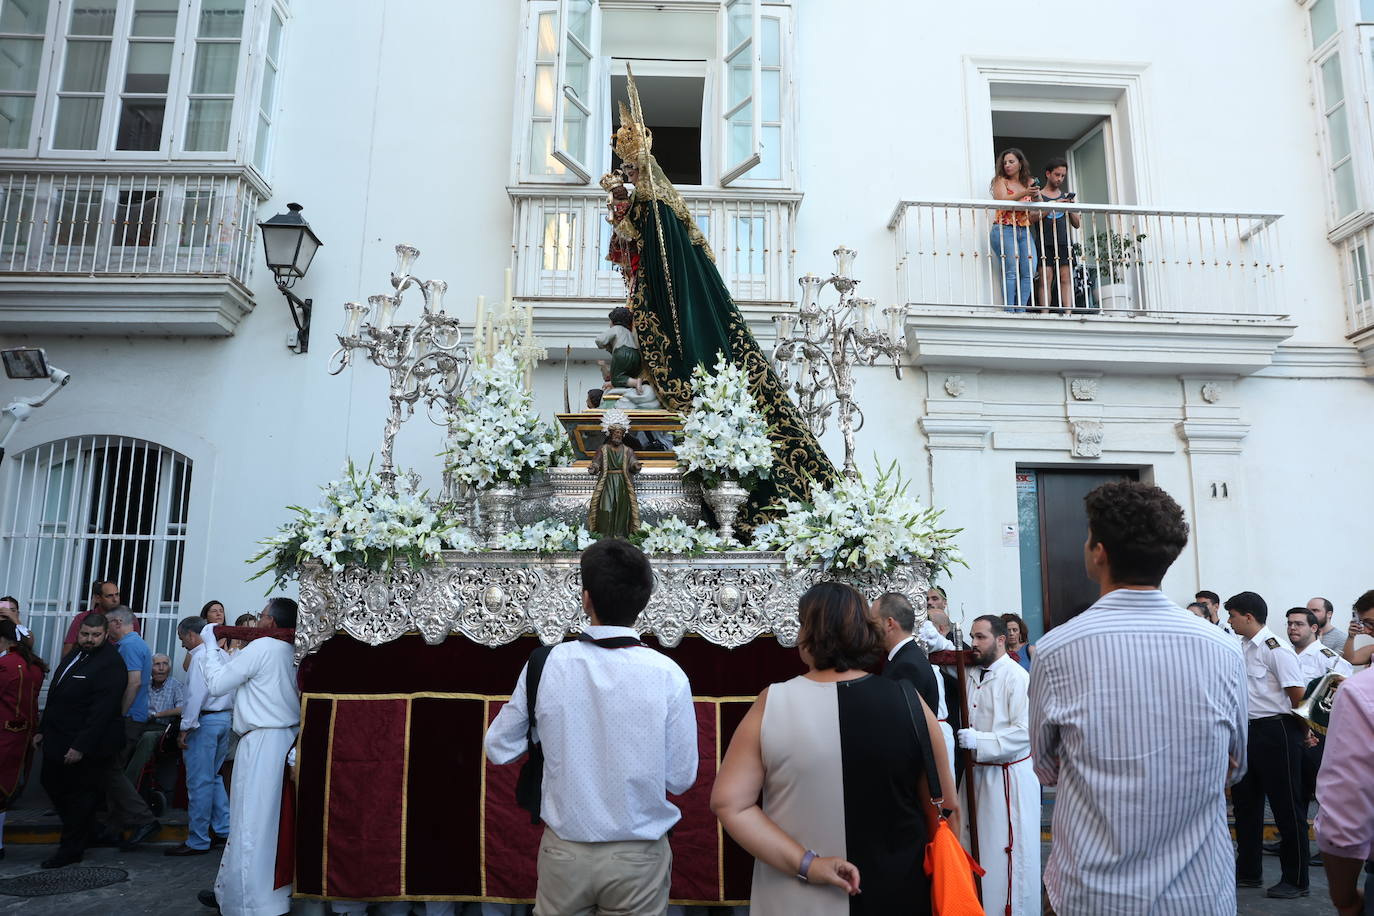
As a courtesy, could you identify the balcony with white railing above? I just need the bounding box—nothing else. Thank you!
[888,199,1297,375]
[0,165,266,337]
[509,186,800,345]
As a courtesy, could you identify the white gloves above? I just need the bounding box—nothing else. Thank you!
[919,620,954,652]
[956,728,980,750]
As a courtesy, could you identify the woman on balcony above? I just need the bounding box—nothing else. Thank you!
[990,148,1040,312]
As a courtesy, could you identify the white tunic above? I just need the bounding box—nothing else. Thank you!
[1296,640,1354,682]
[962,654,1040,916]
[201,627,300,916]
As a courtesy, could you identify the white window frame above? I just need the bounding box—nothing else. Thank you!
[0,0,62,154]
[512,0,796,190]
[243,0,286,180]
[1305,0,1374,238]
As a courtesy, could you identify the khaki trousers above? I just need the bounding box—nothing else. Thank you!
[534,826,672,916]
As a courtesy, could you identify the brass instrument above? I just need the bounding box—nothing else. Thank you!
[1291,671,1345,735]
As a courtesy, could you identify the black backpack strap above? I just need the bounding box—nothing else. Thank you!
[576,633,645,649]
[898,679,945,809]
[515,644,555,825]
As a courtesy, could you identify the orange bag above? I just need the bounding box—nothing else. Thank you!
[900,681,986,916]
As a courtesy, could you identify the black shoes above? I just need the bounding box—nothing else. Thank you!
[1236,877,1263,888]
[197,889,220,910]
[1265,882,1310,899]
[1261,840,1280,855]
[119,820,160,851]
[41,851,82,869]
[164,843,211,857]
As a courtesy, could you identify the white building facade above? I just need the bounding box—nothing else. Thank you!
[2,0,1372,665]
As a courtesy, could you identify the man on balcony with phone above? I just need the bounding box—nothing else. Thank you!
[1034,158,1081,314]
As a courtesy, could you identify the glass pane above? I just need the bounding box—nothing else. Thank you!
[734,216,765,273]
[184,97,232,150]
[113,190,158,246]
[53,95,102,148]
[728,101,752,164]
[760,16,780,66]
[1327,103,1351,160]
[528,119,564,175]
[1333,159,1357,215]
[191,41,239,93]
[0,37,42,91]
[727,0,751,49]
[178,190,214,247]
[198,0,244,38]
[1310,0,1337,47]
[1363,0,1374,19]
[565,43,590,101]
[115,96,165,149]
[130,0,178,37]
[51,190,100,244]
[1,0,49,33]
[257,59,276,110]
[70,0,116,36]
[532,62,555,117]
[266,10,283,60]
[1354,244,1371,302]
[535,10,556,61]
[0,94,34,147]
[124,41,173,92]
[61,39,110,91]
[752,123,781,180]
[761,68,780,122]
[1321,53,1344,105]
[562,96,585,160]
[728,55,750,107]
[567,0,592,47]
[253,113,269,171]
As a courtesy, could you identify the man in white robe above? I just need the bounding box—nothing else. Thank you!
[196,597,301,916]
[958,614,1040,916]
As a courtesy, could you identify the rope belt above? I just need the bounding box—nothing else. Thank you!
[972,754,1031,916]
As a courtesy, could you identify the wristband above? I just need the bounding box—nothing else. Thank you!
[797,849,818,883]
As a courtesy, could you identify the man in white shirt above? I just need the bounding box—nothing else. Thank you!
[958,614,1038,916]
[1286,604,1354,851]
[1032,481,1246,915]
[1228,591,1310,899]
[485,540,698,915]
[164,616,234,858]
[196,597,301,916]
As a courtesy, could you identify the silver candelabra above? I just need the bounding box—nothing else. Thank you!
[770,246,907,478]
[329,244,472,492]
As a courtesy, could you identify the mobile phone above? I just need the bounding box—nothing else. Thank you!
[1063,192,1077,201]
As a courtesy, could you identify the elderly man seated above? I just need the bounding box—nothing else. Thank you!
[124,653,185,807]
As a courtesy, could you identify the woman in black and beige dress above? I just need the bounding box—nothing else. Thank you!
[711,582,959,914]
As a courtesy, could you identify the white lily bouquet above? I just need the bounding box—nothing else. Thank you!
[445,350,562,490]
[492,519,594,553]
[752,462,964,573]
[250,460,461,589]
[675,353,774,489]
[634,516,729,554]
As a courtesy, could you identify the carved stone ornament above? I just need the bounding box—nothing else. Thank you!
[1069,377,1099,401]
[943,375,967,398]
[1071,420,1105,458]
[293,554,932,661]
[1200,382,1221,404]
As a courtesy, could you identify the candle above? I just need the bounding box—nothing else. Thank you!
[474,295,485,345]
[341,301,366,337]
[369,294,396,331]
[504,267,513,306]
[524,305,534,340]
[833,245,857,279]
[854,298,876,331]
[422,280,447,314]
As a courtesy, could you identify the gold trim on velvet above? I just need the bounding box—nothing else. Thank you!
[480,698,489,900]
[399,698,412,897]
[320,699,338,896]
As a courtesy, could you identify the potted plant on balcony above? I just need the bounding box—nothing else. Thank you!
[1075,229,1146,311]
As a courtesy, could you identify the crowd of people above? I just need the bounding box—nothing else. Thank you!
[0,583,302,915]
[485,481,1374,916]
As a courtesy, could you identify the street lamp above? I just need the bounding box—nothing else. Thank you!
[0,347,72,464]
[257,202,323,354]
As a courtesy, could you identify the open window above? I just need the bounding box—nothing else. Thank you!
[718,0,760,185]
[551,0,599,181]
[991,110,1117,203]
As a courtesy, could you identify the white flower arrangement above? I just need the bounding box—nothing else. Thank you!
[751,462,964,574]
[250,460,464,589]
[445,349,563,490]
[492,519,595,553]
[675,353,774,489]
[634,516,730,555]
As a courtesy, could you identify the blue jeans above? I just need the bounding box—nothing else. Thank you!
[185,710,231,850]
[989,224,1037,311]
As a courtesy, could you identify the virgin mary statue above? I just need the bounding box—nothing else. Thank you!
[605,69,834,530]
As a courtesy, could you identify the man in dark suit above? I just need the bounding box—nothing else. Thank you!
[872,592,939,711]
[36,612,127,868]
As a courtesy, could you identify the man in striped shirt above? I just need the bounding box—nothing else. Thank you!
[1030,481,1248,915]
